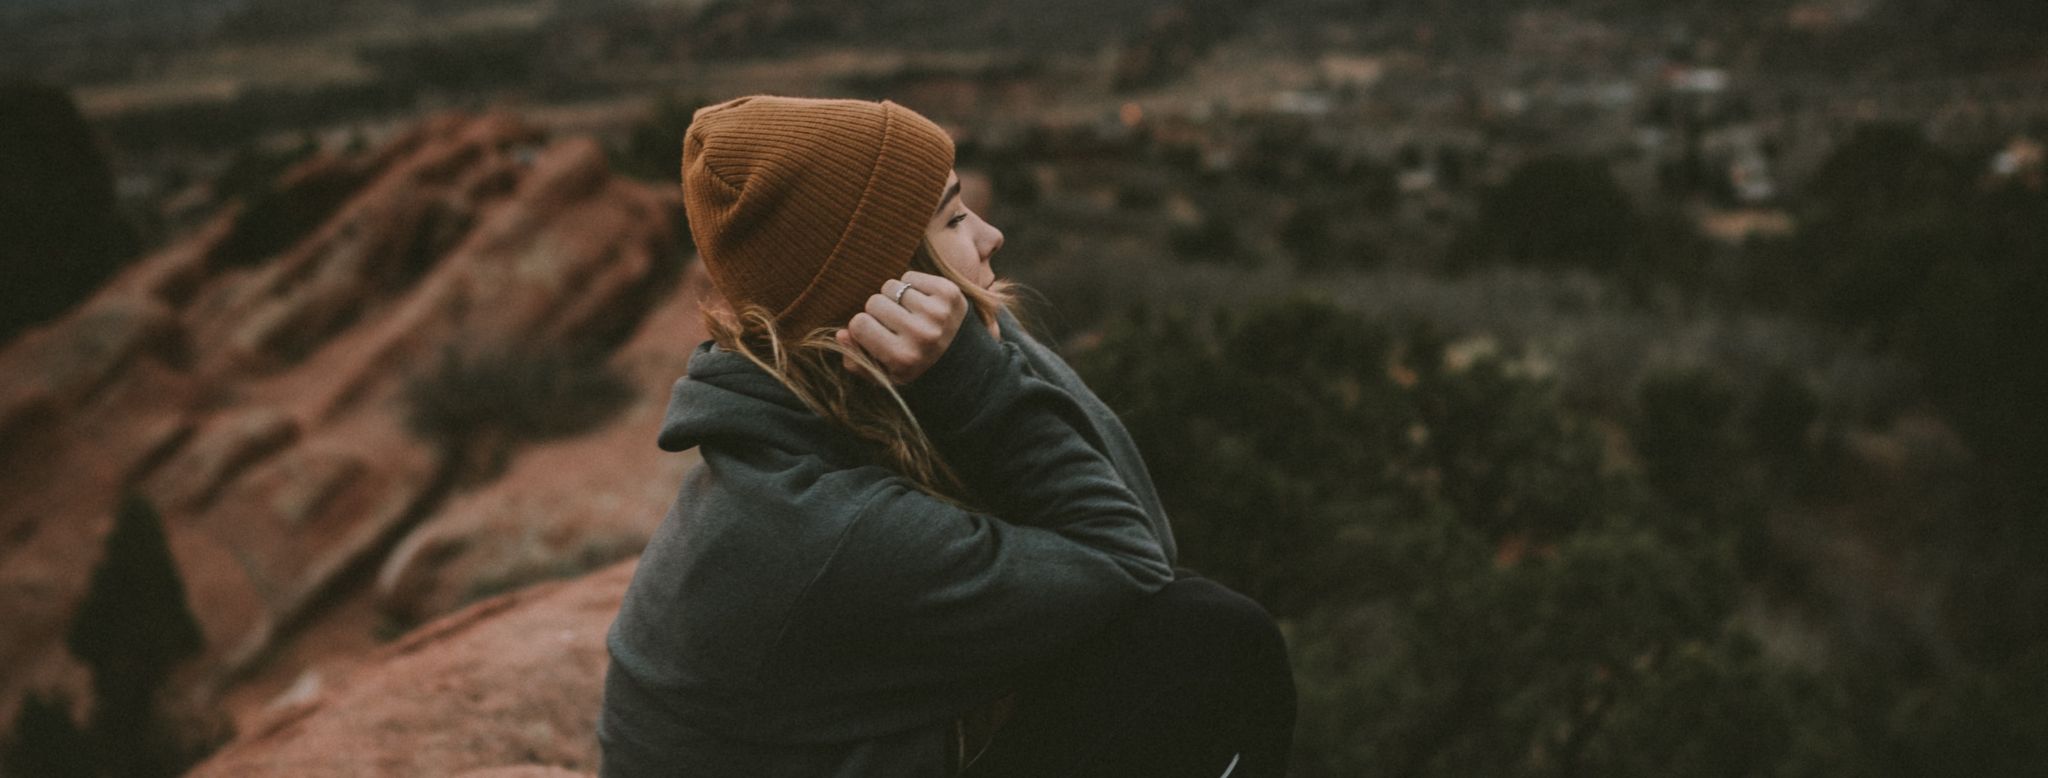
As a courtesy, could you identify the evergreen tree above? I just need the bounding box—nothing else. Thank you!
[1451,155,1641,274]
[0,81,141,342]
[65,493,205,778]
[613,92,710,187]
[1783,123,1969,331]
[2,691,93,778]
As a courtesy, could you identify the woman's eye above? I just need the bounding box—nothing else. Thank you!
[947,212,968,227]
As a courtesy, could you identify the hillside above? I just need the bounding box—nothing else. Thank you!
[0,109,709,763]
[185,560,630,777]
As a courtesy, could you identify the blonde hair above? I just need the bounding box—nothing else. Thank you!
[703,238,1019,504]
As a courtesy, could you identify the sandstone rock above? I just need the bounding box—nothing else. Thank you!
[454,767,596,778]
[141,406,300,512]
[0,110,693,747]
[372,263,713,628]
[186,560,634,777]
[369,410,685,626]
[0,295,183,418]
[215,444,368,530]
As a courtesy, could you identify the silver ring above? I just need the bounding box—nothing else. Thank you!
[892,281,914,304]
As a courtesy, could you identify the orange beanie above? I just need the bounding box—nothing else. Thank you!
[681,95,955,336]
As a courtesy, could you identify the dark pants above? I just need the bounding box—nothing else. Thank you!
[962,572,1297,778]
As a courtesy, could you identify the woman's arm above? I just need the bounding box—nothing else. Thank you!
[994,305,1181,563]
[765,305,1173,687]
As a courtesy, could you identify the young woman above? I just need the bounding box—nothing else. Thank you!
[597,95,1296,777]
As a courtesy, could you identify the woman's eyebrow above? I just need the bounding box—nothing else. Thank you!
[934,180,962,216]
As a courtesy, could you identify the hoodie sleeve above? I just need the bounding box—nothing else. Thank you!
[766,313,1174,686]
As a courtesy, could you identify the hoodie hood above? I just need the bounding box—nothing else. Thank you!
[654,341,874,464]
[659,306,1035,457]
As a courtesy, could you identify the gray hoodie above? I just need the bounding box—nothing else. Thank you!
[598,308,1178,776]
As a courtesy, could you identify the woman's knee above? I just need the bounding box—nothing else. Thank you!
[1128,576,1290,673]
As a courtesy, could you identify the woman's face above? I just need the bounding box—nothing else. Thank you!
[924,170,1003,289]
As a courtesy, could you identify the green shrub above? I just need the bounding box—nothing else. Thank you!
[1073,299,1846,776]
[1449,154,1706,293]
[1633,368,1742,508]
[2,690,91,778]
[1167,214,1251,266]
[1450,155,1641,274]
[402,341,633,483]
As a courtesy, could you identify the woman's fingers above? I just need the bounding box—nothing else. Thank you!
[901,271,966,317]
[895,280,951,321]
[848,312,913,369]
[866,291,942,346]
[834,328,866,377]
[842,273,968,384]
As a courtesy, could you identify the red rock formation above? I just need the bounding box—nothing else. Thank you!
[0,110,708,755]
[185,560,632,776]
[372,265,713,628]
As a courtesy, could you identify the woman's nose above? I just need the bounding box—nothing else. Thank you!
[983,226,1004,260]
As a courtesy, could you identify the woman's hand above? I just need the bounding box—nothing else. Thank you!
[837,271,968,384]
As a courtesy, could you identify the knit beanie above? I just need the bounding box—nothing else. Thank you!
[681,95,955,336]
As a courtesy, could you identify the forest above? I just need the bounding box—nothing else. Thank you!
[1048,123,2048,775]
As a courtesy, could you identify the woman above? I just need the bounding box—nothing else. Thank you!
[598,95,1296,777]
